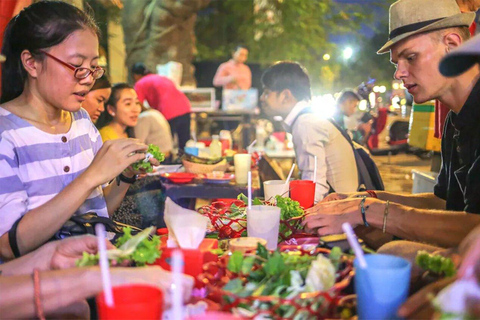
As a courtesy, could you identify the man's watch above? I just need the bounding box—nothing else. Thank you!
[116,173,137,186]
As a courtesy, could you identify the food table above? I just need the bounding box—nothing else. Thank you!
[160,171,262,209]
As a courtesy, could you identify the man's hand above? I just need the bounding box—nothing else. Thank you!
[459,225,480,281]
[50,235,115,270]
[303,197,378,235]
[397,277,456,319]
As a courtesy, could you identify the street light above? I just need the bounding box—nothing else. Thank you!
[323,53,331,61]
[343,47,353,60]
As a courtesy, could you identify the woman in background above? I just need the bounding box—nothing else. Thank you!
[96,83,141,142]
[82,74,111,123]
[134,103,174,161]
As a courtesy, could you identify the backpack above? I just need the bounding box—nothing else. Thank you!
[328,119,385,191]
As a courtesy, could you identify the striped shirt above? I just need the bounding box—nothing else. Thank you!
[0,107,108,237]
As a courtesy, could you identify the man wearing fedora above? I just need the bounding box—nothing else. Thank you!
[303,0,480,251]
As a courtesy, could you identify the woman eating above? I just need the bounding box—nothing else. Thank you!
[96,83,141,142]
[0,1,157,260]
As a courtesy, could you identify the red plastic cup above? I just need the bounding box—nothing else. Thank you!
[96,284,163,320]
[289,180,316,209]
[152,247,204,287]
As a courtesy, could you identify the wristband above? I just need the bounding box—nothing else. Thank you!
[33,269,45,320]
[359,196,370,227]
[116,173,137,186]
[366,190,378,198]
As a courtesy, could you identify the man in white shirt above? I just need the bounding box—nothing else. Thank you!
[260,61,359,202]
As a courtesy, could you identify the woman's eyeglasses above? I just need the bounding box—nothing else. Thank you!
[39,50,105,80]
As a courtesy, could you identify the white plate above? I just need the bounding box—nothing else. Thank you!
[147,164,183,176]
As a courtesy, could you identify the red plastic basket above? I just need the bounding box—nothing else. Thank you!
[198,200,306,241]
[199,248,354,319]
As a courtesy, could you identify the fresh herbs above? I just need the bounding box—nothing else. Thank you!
[415,250,456,277]
[222,244,340,318]
[132,144,165,172]
[76,227,161,267]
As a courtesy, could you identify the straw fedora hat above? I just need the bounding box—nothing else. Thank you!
[440,33,480,77]
[377,0,475,54]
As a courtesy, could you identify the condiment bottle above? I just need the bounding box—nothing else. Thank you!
[209,135,222,158]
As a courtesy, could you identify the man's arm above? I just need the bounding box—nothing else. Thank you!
[373,191,445,209]
[213,63,234,87]
[305,197,480,248]
[323,191,446,210]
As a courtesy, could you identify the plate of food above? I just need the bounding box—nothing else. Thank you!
[160,172,196,184]
[147,164,183,176]
[203,172,234,184]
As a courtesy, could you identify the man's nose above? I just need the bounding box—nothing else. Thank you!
[394,65,408,80]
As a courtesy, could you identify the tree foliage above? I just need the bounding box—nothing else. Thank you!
[195,0,381,92]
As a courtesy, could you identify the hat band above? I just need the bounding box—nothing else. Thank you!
[389,17,445,40]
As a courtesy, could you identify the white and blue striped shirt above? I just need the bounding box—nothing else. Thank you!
[0,107,108,237]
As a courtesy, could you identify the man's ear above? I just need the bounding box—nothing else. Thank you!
[20,50,40,78]
[444,31,463,52]
[279,89,294,104]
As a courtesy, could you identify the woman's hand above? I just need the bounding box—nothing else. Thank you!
[114,266,194,306]
[303,197,379,236]
[50,235,115,270]
[84,139,149,187]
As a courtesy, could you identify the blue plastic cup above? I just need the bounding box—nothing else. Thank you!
[354,254,411,320]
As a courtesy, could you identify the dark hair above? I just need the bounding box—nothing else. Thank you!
[131,62,150,76]
[261,61,311,101]
[234,45,249,52]
[1,1,100,103]
[337,89,362,105]
[91,74,111,91]
[95,82,135,138]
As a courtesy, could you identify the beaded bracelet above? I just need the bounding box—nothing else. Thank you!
[33,269,45,320]
[359,196,370,227]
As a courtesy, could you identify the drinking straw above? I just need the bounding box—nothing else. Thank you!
[172,249,184,320]
[192,131,197,143]
[342,222,368,269]
[95,224,114,307]
[248,171,252,209]
[313,155,318,184]
[247,139,257,154]
[285,163,296,186]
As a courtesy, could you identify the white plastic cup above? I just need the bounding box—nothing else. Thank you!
[247,205,281,250]
[234,154,251,185]
[263,180,289,202]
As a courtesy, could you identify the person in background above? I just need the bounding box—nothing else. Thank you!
[131,63,191,151]
[0,235,194,318]
[333,89,373,145]
[260,61,359,202]
[304,0,480,250]
[96,83,141,142]
[134,104,174,161]
[82,74,111,123]
[0,1,156,260]
[213,45,252,90]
